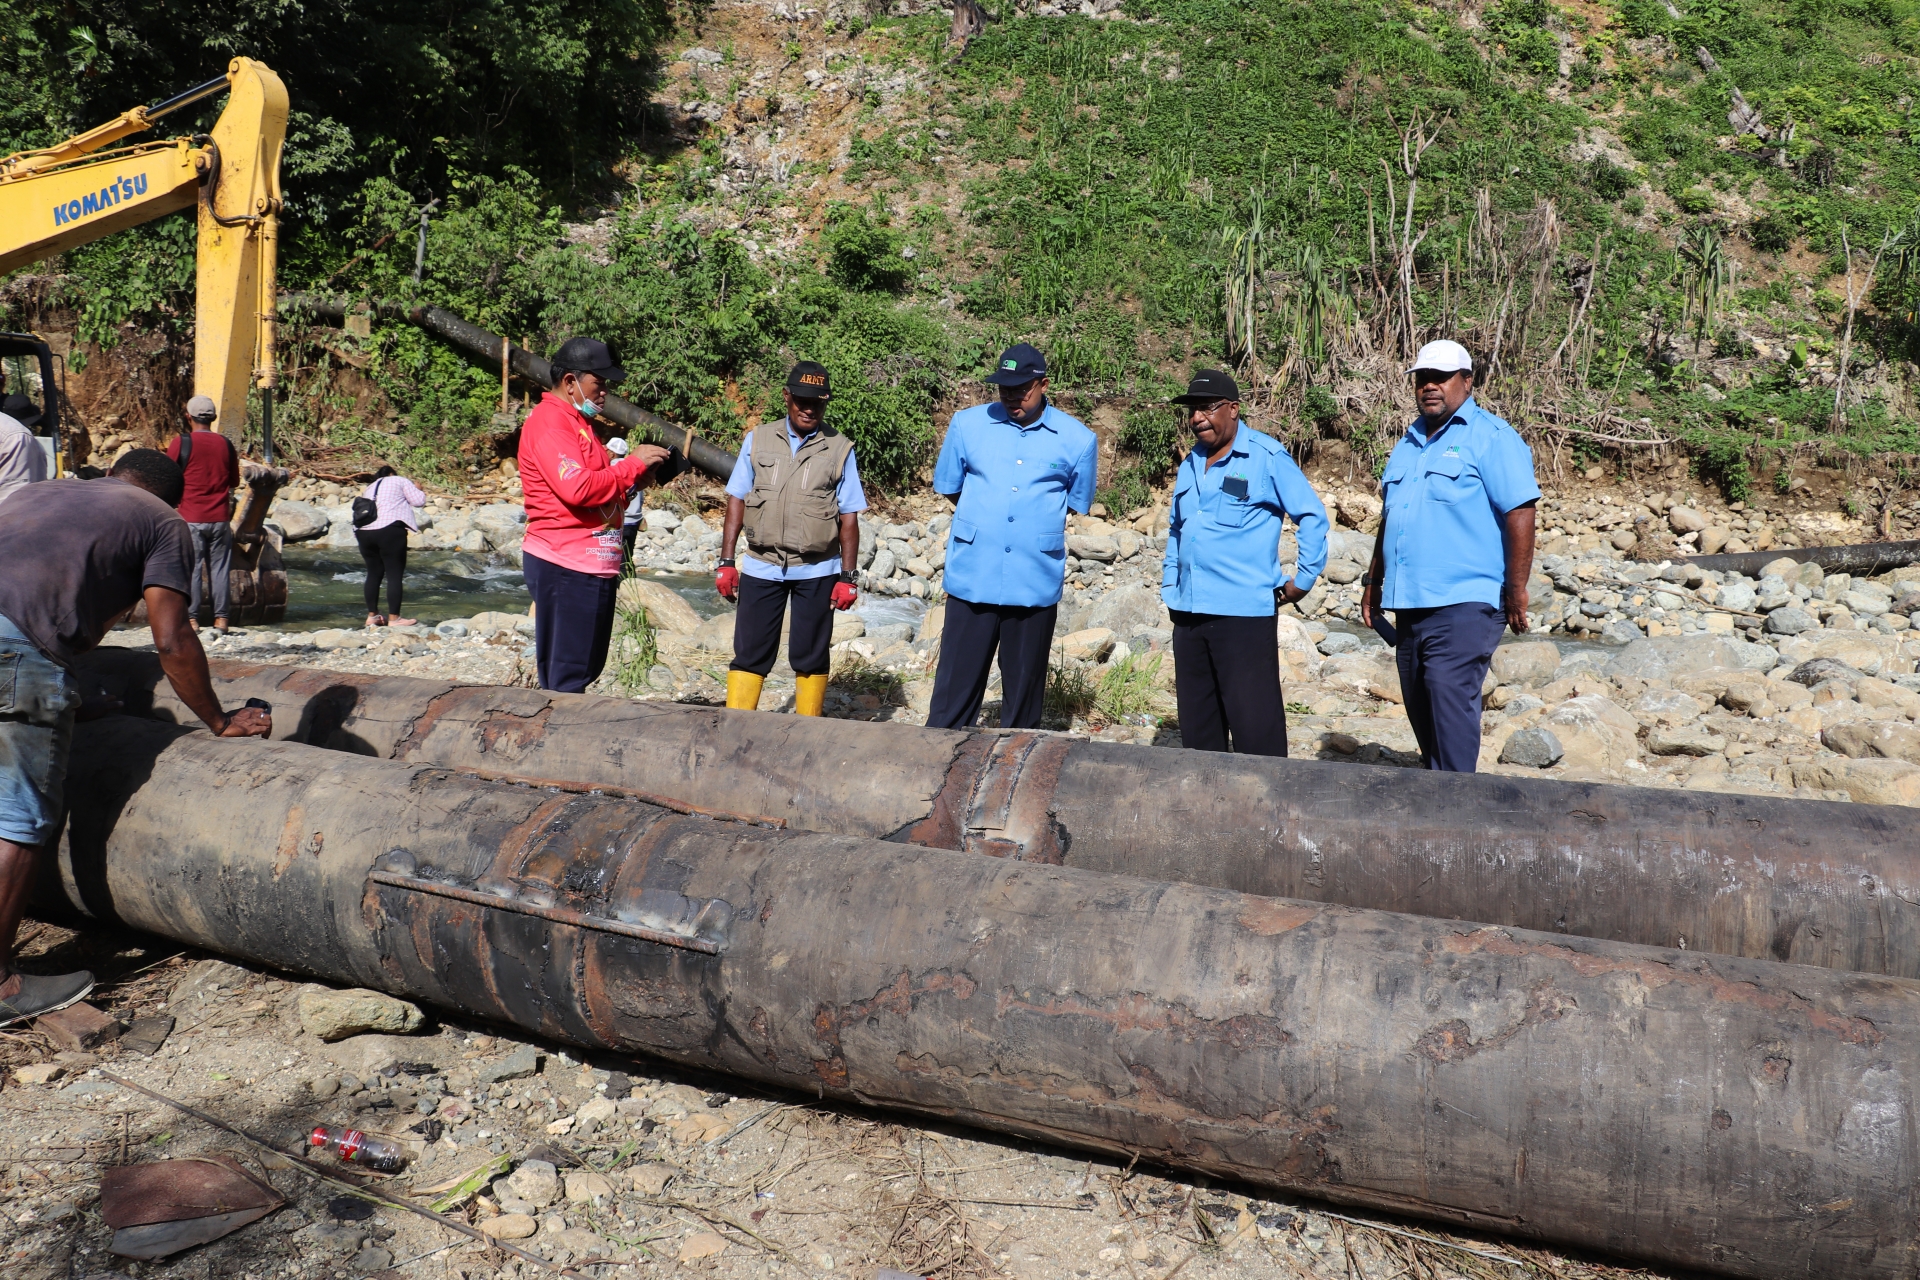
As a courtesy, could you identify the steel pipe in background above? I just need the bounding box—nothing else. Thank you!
[1685,537,1920,579]
[45,716,1920,1280]
[79,652,1920,979]
[278,295,738,482]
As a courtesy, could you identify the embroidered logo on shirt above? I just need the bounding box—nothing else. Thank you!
[556,454,583,480]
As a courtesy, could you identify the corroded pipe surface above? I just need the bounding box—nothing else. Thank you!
[47,717,1920,1280]
[1686,537,1920,579]
[80,651,1920,977]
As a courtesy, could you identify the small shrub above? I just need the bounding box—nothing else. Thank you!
[1675,186,1716,216]
[610,576,661,697]
[1694,437,1753,504]
[823,205,912,293]
[1588,157,1637,202]
[1302,385,1341,434]
[1043,659,1097,727]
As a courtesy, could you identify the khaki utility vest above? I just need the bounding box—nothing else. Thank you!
[739,419,854,569]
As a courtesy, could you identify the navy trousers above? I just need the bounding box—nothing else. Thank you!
[927,595,1057,730]
[524,552,619,694]
[731,575,834,677]
[1169,611,1288,756]
[1394,602,1507,772]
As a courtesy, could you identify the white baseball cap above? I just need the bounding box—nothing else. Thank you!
[1408,340,1474,374]
[605,437,630,457]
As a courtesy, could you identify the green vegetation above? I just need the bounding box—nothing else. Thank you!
[1094,650,1165,723]
[609,569,661,696]
[5,0,1920,486]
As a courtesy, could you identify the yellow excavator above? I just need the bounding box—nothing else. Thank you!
[0,58,290,622]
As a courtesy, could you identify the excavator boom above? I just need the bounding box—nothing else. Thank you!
[0,59,287,438]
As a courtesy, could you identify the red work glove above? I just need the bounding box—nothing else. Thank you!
[831,578,858,611]
[716,563,739,601]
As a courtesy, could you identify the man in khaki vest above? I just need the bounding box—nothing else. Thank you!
[716,362,866,714]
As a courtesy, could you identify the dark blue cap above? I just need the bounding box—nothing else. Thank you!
[985,343,1047,386]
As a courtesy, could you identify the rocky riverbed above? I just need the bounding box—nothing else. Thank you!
[222,472,1920,805]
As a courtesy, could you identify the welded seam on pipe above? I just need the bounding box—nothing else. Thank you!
[365,870,721,954]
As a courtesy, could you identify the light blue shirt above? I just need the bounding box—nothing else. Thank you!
[725,421,869,581]
[1162,423,1329,617]
[934,401,1098,608]
[1378,397,1541,610]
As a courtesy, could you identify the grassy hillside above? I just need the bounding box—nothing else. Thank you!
[4,0,1918,501]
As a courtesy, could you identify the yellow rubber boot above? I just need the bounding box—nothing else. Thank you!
[725,671,765,711]
[794,673,828,717]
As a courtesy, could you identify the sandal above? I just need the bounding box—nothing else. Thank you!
[366,613,388,628]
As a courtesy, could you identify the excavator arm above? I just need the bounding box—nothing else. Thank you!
[0,58,287,440]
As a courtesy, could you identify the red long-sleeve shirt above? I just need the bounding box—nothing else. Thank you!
[517,393,647,576]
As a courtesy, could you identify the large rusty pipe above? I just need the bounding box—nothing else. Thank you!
[279,295,737,482]
[45,717,1920,1280]
[79,652,1920,978]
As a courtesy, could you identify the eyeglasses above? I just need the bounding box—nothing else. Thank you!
[1189,400,1236,415]
[1412,369,1467,387]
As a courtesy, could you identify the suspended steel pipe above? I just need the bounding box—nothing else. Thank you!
[44,717,1920,1280]
[278,294,737,482]
[79,652,1920,979]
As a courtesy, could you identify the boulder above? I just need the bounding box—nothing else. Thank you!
[1822,722,1920,765]
[296,987,424,1041]
[1793,757,1920,806]
[689,611,737,652]
[1760,556,1800,580]
[1322,559,1365,585]
[618,578,703,634]
[1765,606,1817,635]
[1068,535,1118,563]
[1646,725,1728,756]
[1490,640,1560,687]
[1789,657,1868,688]
[271,501,331,542]
[1842,589,1889,617]
[1498,728,1565,768]
[1543,695,1639,773]
[1668,506,1708,534]
[1058,628,1116,662]
[1084,583,1168,636]
[469,503,527,542]
[1318,632,1361,656]
[1716,580,1757,612]
[1698,527,1730,555]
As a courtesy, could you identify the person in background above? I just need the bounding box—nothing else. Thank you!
[1161,370,1328,757]
[356,464,427,628]
[0,449,270,1027]
[716,362,866,716]
[164,395,241,633]
[1361,340,1540,772]
[927,343,1098,730]
[605,437,647,561]
[518,338,669,692]
[0,391,48,506]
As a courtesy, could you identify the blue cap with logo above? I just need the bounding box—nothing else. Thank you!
[984,343,1047,387]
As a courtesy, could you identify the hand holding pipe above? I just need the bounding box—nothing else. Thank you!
[278,295,736,482]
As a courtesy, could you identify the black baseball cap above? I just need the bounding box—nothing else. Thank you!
[550,337,626,385]
[985,343,1047,386]
[1,394,41,428]
[1171,369,1241,405]
[786,361,832,400]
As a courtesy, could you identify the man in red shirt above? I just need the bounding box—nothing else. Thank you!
[519,338,669,692]
[164,394,241,633]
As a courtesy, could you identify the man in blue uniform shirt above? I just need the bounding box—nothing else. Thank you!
[928,343,1098,729]
[1360,340,1540,772]
[1162,370,1329,756]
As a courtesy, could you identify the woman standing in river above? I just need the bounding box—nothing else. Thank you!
[356,464,427,627]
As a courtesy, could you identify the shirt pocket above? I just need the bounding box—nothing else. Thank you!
[1034,529,1066,557]
[1422,453,1471,505]
[950,518,978,545]
[1211,492,1258,529]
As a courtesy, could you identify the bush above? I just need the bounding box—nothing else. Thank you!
[1749,210,1796,252]
[823,206,913,293]
[1588,157,1638,201]
[1302,385,1341,434]
[1098,403,1187,514]
[1694,436,1753,503]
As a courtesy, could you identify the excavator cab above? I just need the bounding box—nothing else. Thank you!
[0,333,61,474]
